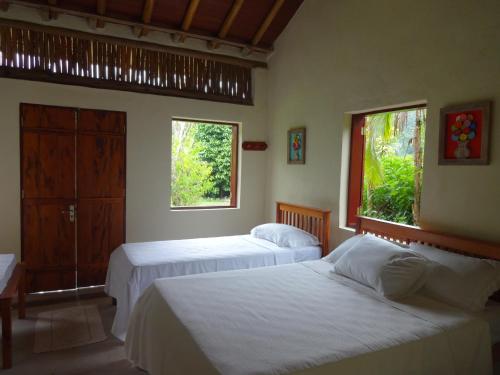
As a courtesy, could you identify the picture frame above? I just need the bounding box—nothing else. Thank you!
[287,127,306,164]
[439,101,491,165]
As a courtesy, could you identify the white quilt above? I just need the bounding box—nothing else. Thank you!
[0,254,16,294]
[125,260,492,375]
[105,235,320,340]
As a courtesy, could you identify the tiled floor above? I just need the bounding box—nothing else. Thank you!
[4,294,142,375]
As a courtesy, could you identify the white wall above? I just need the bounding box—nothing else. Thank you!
[0,69,268,260]
[265,0,500,245]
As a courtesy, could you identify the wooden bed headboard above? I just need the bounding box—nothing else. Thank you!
[356,216,500,261]
[276,202,331,257]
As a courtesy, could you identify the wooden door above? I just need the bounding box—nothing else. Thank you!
[21,104,126,292]
[76,110,126,287]
[21,104,77,293]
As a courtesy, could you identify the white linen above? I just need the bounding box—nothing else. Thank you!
[0,254,16,294]
[250,223,319,247]
[105,234,320,340]
[125,260,492,375]
[410,242,500,311]
[322,234,362,263]
[333,235,428,299]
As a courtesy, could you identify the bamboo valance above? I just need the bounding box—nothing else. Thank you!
[0,20,253,105]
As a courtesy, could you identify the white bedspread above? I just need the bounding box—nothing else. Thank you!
[105,235,320,340]
[125,260,492,375]
[0,254,16,294]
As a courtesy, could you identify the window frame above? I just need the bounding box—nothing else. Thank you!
[170,118,239,210]
[346,104,427,228]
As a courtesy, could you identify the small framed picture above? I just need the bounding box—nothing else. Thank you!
[287,127,306,164]
[439,101,491,165]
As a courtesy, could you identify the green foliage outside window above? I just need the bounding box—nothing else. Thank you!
[361,108,426,226]
[171,120,233,207]
[362,155,416,224]
[194,124,233,199]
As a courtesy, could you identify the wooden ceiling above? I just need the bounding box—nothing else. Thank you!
[2,0,304,54]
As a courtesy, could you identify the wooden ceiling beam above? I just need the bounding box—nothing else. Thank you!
[5,0,273,55]
[251,0,284,46]
[137,0,155,37]
[0,1,9,11]
[181,0,200,31]
[174,0,201,43]
[208,0,244,50]
[47,0,57,20]
[96,0,106,28]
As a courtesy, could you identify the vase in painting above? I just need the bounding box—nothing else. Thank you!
[454,141,470,159]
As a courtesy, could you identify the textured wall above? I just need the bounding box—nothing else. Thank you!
[265,0,500,246]
[0,69,268,260]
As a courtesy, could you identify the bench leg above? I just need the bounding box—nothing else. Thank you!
[1,299,12,369]
[17,267,26,320]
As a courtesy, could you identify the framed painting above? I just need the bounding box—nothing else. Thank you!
[287,127,306,164]
[439,101,491,165]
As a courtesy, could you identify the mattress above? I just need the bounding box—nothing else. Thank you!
[0,254,16,294]
[105,234,320,340]
[125,259,492,375]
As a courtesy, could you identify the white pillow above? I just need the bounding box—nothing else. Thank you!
[323,234,408,263]
[250,223,319,248]
[333,235,428,299]
[322,235,363,263]
[410,242,500,311]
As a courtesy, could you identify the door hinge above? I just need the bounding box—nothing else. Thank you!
[21,190,24,200]
[356,206,361,216]
[360,126,365,136]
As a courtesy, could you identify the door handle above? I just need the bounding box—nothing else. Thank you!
[61,205,76,223]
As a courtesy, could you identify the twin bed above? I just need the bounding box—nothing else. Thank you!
[105,202,331,340]
[121,214,500,375]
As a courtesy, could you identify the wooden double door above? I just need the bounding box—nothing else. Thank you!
[21,104,126,293]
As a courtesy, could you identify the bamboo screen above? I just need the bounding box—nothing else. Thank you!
[0,23,252,104]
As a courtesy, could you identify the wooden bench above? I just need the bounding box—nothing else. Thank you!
[0,263,26,369]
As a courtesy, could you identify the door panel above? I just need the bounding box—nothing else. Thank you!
[77,135,125,198]
[22,131,75,199]
[21,104,76,131]
[21,104,77,293]
[77,199,124,287]
[77,110,126,288]
[22,200,76,292]
[78,110,125,134]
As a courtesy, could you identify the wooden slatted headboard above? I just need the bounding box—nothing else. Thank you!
[356,216,500,261]
[276,202,331,257]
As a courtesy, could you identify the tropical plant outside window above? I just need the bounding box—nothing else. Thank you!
[171,119,237,208]
[361,107,426,226]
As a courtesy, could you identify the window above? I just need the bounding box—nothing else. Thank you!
[171,119,238,209]
[347,105,427,227]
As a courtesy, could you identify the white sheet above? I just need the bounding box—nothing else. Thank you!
[125,260,492,375]
[105,234,320,340]
[0,254,16,294]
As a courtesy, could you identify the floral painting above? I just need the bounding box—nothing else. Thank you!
[287,127,306,164]
[439,101,491,165]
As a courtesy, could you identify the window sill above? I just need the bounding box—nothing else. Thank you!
[170,206,239,212]
[339,225,356,233]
